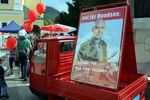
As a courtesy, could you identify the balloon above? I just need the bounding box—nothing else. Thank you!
[27,10,38,22]
[36,3,46,14]
[23,20,33,32]
[6,37,18,50]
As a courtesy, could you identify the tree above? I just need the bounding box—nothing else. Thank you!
[55,0,126,34]
[55,12,69,25]
[66,0,81,27]
[55,0,81,28]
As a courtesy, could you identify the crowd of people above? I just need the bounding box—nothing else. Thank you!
[0,29,33,99]
[0,28,75,99]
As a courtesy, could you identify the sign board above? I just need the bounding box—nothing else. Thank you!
[71,7,126,89]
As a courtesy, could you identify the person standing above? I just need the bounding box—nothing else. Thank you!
[17,29,32,81]
[6,47,18,75]
[5,36,18,75]
[77,19,107,62]
[0,58,9,99]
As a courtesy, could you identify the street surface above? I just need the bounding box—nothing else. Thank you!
[3,68,44,100]
[0,49,44,100]
[3,86,43,100]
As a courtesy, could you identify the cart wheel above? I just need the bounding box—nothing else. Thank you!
[29,87,48,99]
[48,94,65,100]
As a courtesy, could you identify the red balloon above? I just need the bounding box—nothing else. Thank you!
[6,37,18,50]
[23,20,33,32]
[28,10,38,22]
[36,3,46,15]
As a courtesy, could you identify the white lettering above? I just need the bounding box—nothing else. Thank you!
[81,16,90,21]
[96,11,120,19]
[90,15,97,20]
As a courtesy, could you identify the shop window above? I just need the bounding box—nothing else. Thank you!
[33,42,47,64]
[1,0,8,4]
[60,41,74,53]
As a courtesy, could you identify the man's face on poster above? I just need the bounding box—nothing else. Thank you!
[92,20,105,40]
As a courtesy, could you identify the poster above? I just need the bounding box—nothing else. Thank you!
[71,7,126,89]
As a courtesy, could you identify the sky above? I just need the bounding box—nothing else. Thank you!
[44,0,73,12]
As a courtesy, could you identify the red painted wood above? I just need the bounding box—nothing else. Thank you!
[29,2,148,100]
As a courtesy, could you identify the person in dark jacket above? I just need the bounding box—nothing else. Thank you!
[0,58,9,99]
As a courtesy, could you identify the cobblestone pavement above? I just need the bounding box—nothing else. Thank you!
[0,49,43,100]
[0,49,29,87]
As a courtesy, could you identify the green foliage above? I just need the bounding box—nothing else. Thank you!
[79,0,123,8]
[44,6,60,25]
[55,12,70,24]
[55,0,127,35]
[55,0,80,28]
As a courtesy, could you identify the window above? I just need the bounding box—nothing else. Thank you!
[1,0,8,4]
[33,42,47,63]
[14,0,23,11]
[134,0,150,17]
[2,23,7,27]
[60,41,75,53]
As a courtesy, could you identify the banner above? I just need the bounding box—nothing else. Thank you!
[71,7,126,89]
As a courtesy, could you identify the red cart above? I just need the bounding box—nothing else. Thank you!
[29,2,148,100]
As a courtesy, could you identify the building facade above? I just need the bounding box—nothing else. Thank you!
[0,0,44,28]
[128,0,150,75]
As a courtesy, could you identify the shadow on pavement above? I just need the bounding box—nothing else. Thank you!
[145,83,150,100]
[5,86,44,100]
